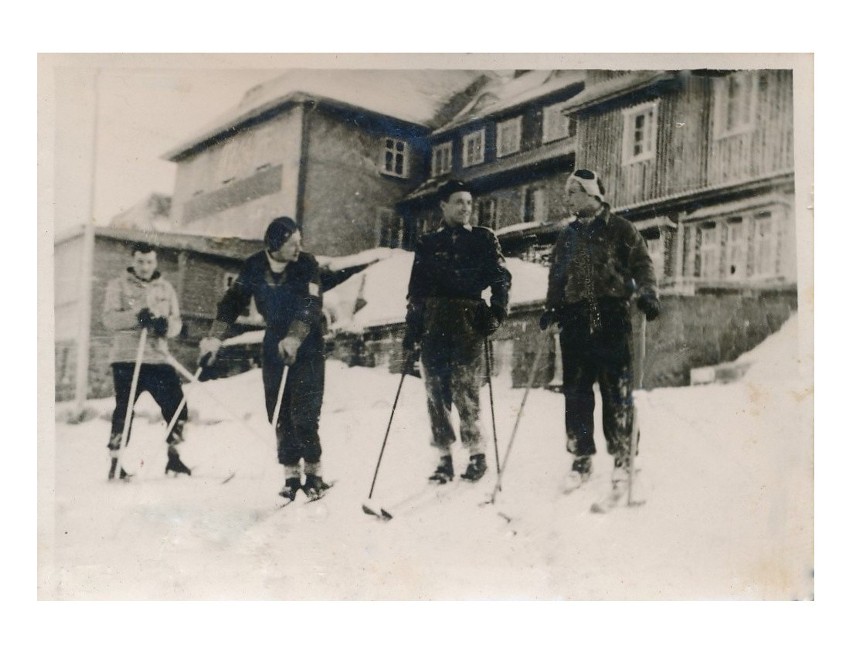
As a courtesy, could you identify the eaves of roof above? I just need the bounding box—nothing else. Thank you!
[163,91,431,162]
[91,226,263,260]
[401,136,577,203]
[559,70,677,114]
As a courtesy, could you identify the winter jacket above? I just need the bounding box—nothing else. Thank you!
[102,269,182,364]
[405,223,512,338]
[545,205,657,313]
[210,250,323,349]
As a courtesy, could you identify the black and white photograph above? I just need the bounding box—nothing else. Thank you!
[37,52,814,607]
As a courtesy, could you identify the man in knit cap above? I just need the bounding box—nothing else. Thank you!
[540,168,660,493]
[198,217,329,501]
[102,242,191,480]
[403,179,512,484]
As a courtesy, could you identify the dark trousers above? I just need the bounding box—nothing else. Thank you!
[109,363,188,450]
[420,298,484,453]
[262,335,325,466]
[558,301,636,464]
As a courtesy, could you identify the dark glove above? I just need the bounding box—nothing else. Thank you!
[137,307,154,328]
[539,310,559,331]
[149,316,169,337]
[637,293,661,321]
[474,302,504,337]
[402,327,420,354]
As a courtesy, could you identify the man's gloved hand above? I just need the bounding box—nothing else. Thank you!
[137,307,154,329]
[149,316,169,337]
[474,302,505,337]
[539,309,559,332]
[198,337,223,367]
[278,336,301,365]
[402,327,420,354]
[637,293,661,321]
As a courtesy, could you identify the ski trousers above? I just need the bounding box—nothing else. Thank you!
[557,300,637,465]
[420,297,485,455]
[108,363,188,450]
[262,333,325,467]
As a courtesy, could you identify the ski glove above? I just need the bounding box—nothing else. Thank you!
[637,293,661,322]
[402,327,420,353]
[278,336,301,365]
[149,316,169,337]
[473,302,505,337]
[539,310,559,331]
[137,307,154,329]
[198,337,222,367]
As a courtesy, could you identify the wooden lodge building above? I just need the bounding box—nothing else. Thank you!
[55,68,800,401]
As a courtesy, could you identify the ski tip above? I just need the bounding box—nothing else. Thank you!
[362,503,392,520]
[221,472,237,484]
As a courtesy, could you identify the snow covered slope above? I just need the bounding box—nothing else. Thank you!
[44,315,811,600]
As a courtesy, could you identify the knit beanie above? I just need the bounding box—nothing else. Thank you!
[264,216,300,251]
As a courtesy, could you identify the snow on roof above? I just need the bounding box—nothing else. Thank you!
[315,247,395,272]
[324,250,548,333]
[433,70,585,134]
[165,70,486,159]
[558,70,674,114]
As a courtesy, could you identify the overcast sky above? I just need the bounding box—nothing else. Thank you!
[44,54,287,234]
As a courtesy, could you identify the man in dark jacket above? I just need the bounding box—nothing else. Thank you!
[403,180,512,484]
[198,217,328,501]
[540,169,660,493]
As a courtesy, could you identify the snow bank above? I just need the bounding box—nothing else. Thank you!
[45,305,810,601]
[323,251,549,333]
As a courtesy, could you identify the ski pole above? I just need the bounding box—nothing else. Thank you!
[363,353,410,510]
[160,350,276,450]
[485,333,549,504]
[160,365,202,443]
[270,363,289,441]
[113,328,147,476]
[627,315,646,507]
[484,338,501,475]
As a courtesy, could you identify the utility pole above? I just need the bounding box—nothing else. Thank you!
[72,68,99,417]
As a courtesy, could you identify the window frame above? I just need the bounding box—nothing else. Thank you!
[752,210,776,279]
[378,207,404,249]
[496,116,522,158]
[380,137,410,179]
[621,100,659,166]
[713,71,758,139]
[477,197,498,230]
[462,128,486,168]
[724,217,746,279]
[698,221,720,280]
[431,141,453,177]
[542,102,578,143]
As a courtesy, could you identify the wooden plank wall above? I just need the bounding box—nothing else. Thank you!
[578,70,794,208]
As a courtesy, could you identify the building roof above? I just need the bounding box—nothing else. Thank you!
[402,135,576,203]
[432,70,585,134]
[558,70,676,114]
[55,224,263,260]
[163,69,487,161]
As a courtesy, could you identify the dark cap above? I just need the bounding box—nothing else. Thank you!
[437,179,472,202]
[264,216,300,251]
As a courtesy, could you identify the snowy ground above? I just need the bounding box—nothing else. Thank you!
[41,315,812,600]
